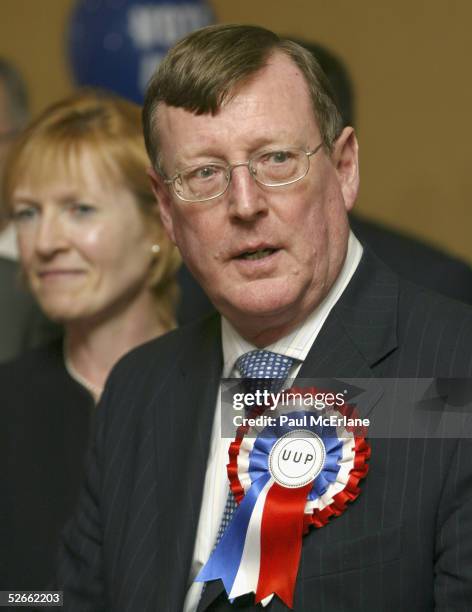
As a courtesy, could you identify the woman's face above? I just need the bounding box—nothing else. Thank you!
[11,149,157,323]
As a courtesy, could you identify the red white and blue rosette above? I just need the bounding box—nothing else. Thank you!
[196,387,370,608]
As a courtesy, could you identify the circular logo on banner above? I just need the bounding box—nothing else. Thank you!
[268,430,325,488]
[68,0,215,103]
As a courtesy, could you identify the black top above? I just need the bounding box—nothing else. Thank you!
[0,258,59,364]
[0,339,94,592]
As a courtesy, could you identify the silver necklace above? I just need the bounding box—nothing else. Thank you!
[64,346,104,400]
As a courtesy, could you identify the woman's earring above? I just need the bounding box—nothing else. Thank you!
[151,244,161,255]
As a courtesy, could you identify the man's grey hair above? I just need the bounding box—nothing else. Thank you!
[142,24,343,169]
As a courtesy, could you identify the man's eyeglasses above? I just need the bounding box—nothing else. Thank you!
[162,143,323,203]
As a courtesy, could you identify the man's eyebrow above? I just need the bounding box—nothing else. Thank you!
[173,135,303,167]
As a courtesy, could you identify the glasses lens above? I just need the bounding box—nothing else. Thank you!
[178,164,228,201]
[252,149,308,186]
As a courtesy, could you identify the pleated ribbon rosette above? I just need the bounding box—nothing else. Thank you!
[196,387,370,608]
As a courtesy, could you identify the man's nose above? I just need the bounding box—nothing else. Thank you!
[35,212,68,257]
[227,164,269,221]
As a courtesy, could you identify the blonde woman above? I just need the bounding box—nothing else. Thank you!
[0,90,180,591]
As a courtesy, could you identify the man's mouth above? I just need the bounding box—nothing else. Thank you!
[237,248,278,261]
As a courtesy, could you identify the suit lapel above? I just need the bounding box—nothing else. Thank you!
[296,313,384,420]
[152,316,223,611]
[296,248,399,417]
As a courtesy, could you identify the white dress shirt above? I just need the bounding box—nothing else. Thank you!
[183,231,363,611]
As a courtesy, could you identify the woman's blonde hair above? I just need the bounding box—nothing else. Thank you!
[3,88,180,330]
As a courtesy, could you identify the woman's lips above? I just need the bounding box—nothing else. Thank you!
[37,269,85,280]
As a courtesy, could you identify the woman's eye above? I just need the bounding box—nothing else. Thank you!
[69,203,95,216]
[12,207,37,222]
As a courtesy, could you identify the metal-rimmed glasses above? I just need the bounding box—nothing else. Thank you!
[162,143,323,203]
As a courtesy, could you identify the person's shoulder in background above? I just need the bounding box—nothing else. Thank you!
[0,257,59,363]
[350,213,472,305]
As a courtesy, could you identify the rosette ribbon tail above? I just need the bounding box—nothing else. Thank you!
[195,473,271,596]
[255,481,313,608]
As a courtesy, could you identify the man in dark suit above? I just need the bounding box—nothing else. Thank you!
[57,25,472,610]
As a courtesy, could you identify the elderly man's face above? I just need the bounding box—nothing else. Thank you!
[151,52,359,345]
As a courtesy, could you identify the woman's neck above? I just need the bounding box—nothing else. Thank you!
[64,293,169,402]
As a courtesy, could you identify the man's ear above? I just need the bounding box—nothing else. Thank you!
[147,166,176,244]
[331,127,359,212]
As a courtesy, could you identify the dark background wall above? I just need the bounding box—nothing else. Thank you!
[1,0,471,263]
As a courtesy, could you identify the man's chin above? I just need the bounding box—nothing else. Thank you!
[216,284,300,324]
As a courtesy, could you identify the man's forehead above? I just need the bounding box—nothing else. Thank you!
[157,52,309,112]
[154,53,316,143]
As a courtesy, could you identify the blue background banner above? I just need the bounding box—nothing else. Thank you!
[68,0,215,103]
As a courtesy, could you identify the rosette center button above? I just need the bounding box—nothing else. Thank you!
[268,430,326,488]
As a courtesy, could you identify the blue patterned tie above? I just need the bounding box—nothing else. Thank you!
[236,349,296,393]
[214,350,296,545]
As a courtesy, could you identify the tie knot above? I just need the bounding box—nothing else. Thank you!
[235,350,295,390]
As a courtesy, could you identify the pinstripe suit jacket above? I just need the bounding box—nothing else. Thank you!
[57,249,472,611]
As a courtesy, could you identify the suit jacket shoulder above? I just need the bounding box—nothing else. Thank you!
[329,246,472,378]
[103,313,222,408]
